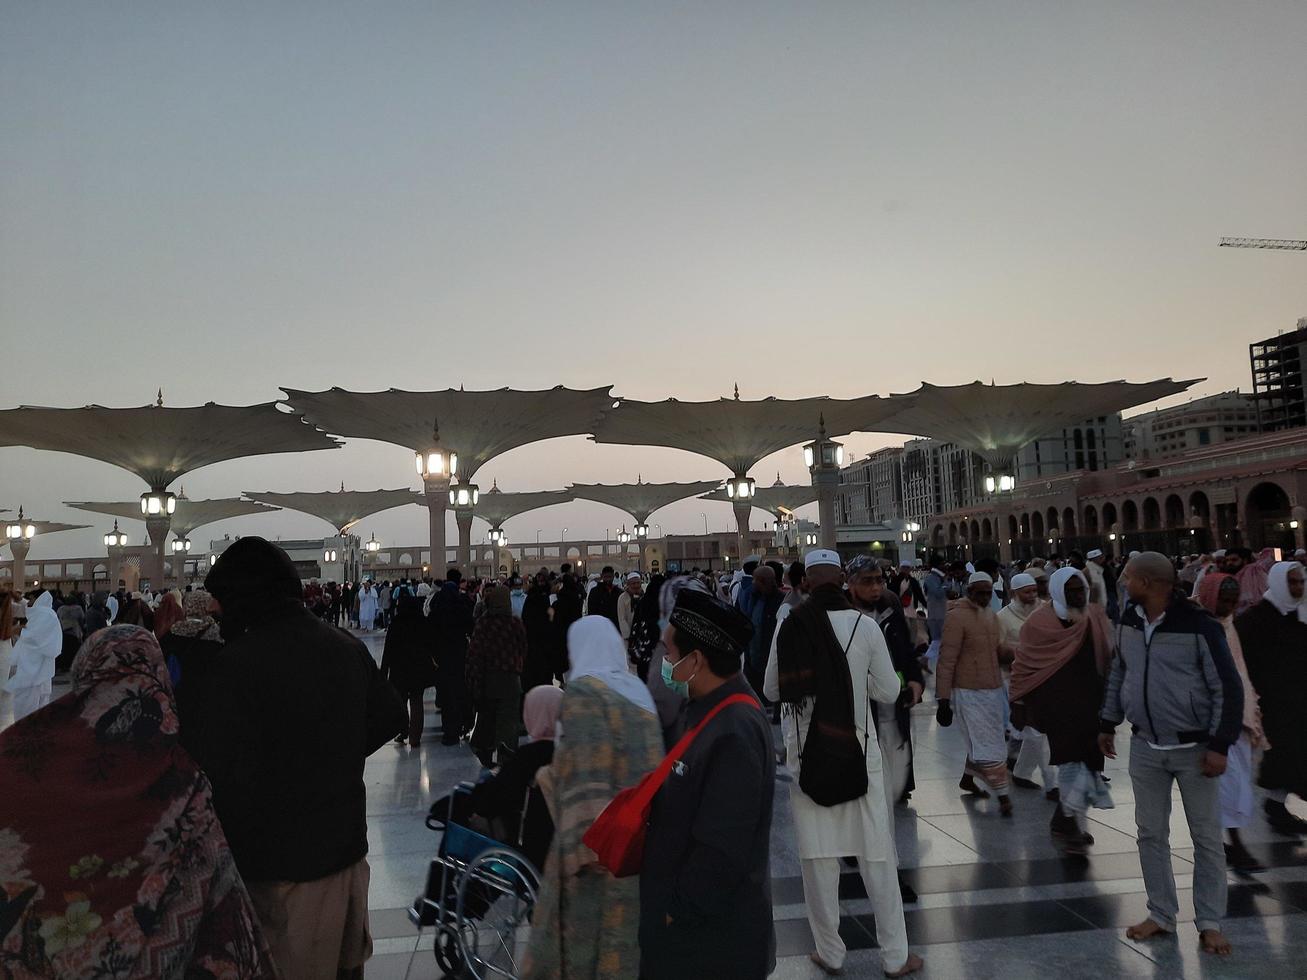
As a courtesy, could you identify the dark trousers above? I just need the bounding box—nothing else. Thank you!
[408,691,426,745]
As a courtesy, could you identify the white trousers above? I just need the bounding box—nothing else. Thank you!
[11,685,51,723]
[800,855,909,973]
[878,712,912,821]
[1013,726,1056,788]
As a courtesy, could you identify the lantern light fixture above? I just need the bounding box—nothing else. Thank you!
[985,473,1017,494]
[6,507,36,541]
[139,491,177,516]
[171,537,192,554]
[365,532,381,553]
[634,523,649,539]
[104,521,128,548]
[725,476,756,500]
[617,526,631,545]
[448,482,480,508]
[487,528,506,545]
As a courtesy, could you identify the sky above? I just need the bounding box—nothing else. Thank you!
[2,1,1306,561]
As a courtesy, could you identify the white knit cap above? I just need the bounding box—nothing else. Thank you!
[804,549,843,570]
[626,571,642,581]
[1086,548,1103,560]
[967,571,993,586]
[1011,572,1036,589]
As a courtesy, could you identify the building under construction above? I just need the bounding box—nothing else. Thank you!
[1250,318,1307,431]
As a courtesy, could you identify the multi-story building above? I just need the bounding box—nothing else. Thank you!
[1122,391,1260,460]
[836,447,903,524]
[1251,318,1307,431]
[841,417,1126,532]
[1015,416,1124,480]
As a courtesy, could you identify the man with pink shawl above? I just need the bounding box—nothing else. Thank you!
[1010,567,1115,855]
[1234,548,1276,616]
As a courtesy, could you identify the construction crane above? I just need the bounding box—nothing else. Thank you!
[1219,237,1307,251]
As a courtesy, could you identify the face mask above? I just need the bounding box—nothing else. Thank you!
[661,655,693,698]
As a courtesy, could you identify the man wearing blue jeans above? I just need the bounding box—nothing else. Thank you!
[1099,552,1244,957]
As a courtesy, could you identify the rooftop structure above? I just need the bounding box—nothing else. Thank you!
[281,385,614,570]
[0,398,340,490]
[64,496,281,544]
[884,379,1200,472]
[568,478,725,537]
[471,482,574,533]
[591,390,910,553]
[0,397,340,585]
[241,486,420,535]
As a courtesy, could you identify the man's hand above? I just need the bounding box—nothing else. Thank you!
[906,680,923,706]
[1201,751,1228,778]
[936,700,953,727]
[1098,732,1116,759]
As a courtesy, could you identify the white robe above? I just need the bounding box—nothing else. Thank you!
[358,589,378,627]
[764,604,901,859]
[5,593,62,723]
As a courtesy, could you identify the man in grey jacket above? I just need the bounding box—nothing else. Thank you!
[1098,552,1243,957]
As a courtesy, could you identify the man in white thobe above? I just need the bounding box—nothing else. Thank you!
[4,592,62,722]
[765,550,922,978]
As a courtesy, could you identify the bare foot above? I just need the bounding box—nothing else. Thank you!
[1199,929,1232,955]
[885,952,924,977]
[1126,919,1171,942]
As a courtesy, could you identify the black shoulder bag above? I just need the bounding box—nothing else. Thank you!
[797,615,871,807]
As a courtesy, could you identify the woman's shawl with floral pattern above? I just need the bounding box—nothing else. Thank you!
[0,625,277,978]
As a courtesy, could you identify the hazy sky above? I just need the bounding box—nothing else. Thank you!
[3,1,1306,560]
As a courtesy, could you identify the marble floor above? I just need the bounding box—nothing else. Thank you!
[349,631,1307,980]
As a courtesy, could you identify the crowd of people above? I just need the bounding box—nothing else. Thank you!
[2,536,1306,977]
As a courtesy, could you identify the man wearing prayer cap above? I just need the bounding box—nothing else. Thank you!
[641,588,776,980]
[999,573,1058,799]
[1083,548,1108,608]
[937,570,1015,815]
[617,570,644,642]
[764,549,923,978]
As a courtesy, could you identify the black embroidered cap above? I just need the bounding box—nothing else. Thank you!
[669,587,753,656]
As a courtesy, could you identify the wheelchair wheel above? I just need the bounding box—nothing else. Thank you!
[433,924,466,977]
[455,848,540,980]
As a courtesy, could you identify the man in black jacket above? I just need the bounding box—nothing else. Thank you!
[585,564,622,626]
[640,588,775,980]
[198,537,406,980]
[429,569,476,745]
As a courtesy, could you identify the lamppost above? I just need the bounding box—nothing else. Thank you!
[487,526,507,578]
[364,532,381,580]
[171,536,192,585]
[139,489,176,590]
[103,520,128,590]
[804,415,844,551]
[724,476,755,559]
[5,507,37,592]
[416,418,455,578]
[449,479,480,574]
[985,466,1017,563]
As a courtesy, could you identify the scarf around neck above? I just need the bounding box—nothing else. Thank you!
[1009,602,1114,702]
[776,584,862,760]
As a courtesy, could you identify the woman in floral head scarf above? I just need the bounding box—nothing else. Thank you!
[0,625,275,978]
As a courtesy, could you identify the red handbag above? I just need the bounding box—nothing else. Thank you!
[582,692,761,877]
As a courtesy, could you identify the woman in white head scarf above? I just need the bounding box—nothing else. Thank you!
[1049,566,1089,621]
[565,615,655,714]
[525,614,663,977]
[1262,561,1307,621]
[4,592,63,721]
